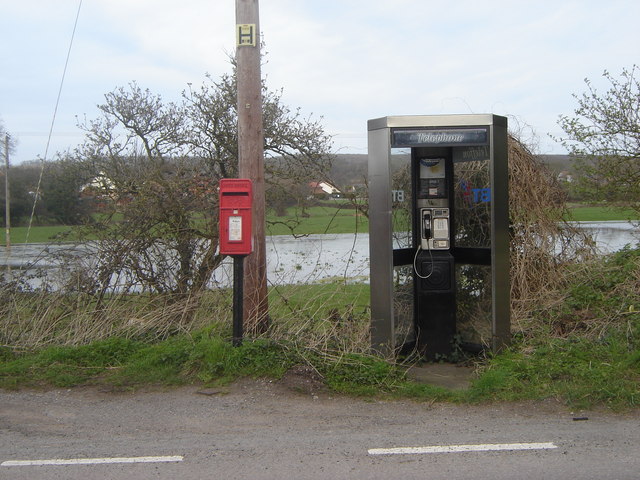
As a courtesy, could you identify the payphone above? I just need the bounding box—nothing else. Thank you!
[411,148,456,356]
[419,208,450,251]
[416,156,451,251]
[368,115,510,359]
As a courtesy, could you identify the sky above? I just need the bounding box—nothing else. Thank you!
[1,0,639,164]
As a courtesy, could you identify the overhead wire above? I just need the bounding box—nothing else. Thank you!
[24,0,83,244]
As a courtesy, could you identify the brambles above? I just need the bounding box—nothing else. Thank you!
[507,135,596,334]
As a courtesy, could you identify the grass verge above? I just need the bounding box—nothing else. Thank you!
[467,329,640,409]
[0,334,457,402]
[1,248,639,410]
[1,317,637,409]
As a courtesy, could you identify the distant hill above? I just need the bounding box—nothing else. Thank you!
[537,154,574,174]
[328,154,368,187]
[328,153,575,187]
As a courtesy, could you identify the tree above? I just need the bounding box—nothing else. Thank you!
[70,67,332,301]
[0,158,93,227]
[183,70,331,189]
[557,66,640,213]
[39,158,93,225]
[1,162,39,225]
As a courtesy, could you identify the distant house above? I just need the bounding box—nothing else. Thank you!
[80,172,116,198]
[345,183,366,195]
[557,170,574,183]
[79,172,133,209]
[308,181,341,197]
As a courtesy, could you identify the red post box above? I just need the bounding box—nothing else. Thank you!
[219,178,253,256]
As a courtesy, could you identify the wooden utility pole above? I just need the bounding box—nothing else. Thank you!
[4,134,10,249]
[235,0,268,333]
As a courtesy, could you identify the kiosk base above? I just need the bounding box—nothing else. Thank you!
[415,251,456,359]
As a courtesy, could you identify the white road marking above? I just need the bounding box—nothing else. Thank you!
[368,442,558,455]
[1,455,184,467]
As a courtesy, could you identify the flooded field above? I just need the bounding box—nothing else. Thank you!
[1,222,637,289]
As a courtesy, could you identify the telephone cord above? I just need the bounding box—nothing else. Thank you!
[413,244,434,280]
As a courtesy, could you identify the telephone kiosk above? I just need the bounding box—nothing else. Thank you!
[367,115,510,359]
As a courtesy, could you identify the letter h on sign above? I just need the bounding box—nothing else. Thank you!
[237,24,256,46]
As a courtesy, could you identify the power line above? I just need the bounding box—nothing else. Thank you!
[25,0,83,245]
[42,0,84,163]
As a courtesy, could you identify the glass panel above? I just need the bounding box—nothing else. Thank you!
[453,158,491,248]
[390,149,415,349]
[393,264,415,347]
[390,148,412,248]
[456,264,492,347]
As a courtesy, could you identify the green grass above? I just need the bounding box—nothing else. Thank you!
[1,320,637,408]
[0,335,294,389]
[466,246,640,409]
[1,225,81,244]
[566,205,640,222]
[267,204,368,236]
[466,330,640,409]
[0,338,144,388]
[2,251,639,408]
[269,283,370,317]
[0,332,452,399]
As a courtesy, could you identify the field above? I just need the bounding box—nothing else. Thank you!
[266,203,368,236]
[565,205,640,222]
[2,203,636,246]
[1,225,80,244]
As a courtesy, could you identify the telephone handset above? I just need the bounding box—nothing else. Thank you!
[420,208,450,250]
[422,210,432,241]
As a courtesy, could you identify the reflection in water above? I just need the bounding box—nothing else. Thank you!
[1,234,371,290]
[571,221,639,253]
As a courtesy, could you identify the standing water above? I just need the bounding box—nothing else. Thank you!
[1,222,637,289]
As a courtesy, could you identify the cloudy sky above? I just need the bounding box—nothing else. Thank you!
[2,0,639,164]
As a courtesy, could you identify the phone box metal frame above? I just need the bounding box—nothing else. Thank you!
[367,114,509,357]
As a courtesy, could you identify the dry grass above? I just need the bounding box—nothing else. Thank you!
[265,282,371,355]
[0,289,231,350]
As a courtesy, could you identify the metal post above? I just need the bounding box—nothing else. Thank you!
[236,0,268,334]
[232,256,244,346]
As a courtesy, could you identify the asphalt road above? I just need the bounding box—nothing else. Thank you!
[1,379,639,479]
